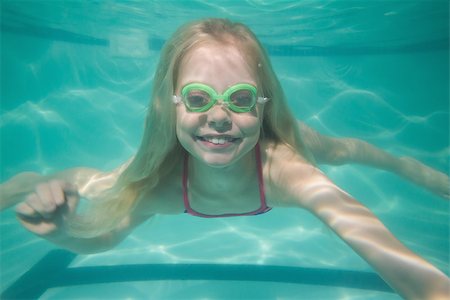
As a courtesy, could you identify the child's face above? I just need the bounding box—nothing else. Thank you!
[175,43,264,168]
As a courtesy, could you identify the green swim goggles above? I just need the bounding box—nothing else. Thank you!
[173,83,269,113]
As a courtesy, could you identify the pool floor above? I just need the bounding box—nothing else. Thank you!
[1,249,400,300]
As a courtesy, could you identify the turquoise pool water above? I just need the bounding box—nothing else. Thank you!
[1,1,448,299]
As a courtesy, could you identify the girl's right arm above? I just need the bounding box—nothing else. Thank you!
[15,179,147,254]
[1,172,47,211]
[1,158,134,212]
[1,163,145,254]
[0,168,104,211]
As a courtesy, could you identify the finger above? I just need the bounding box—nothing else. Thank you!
[62,181,78,193]
[61,182,80,213]
[23,193,48,217]
[34,184,58,218]
[15,201,40,219]
[49,180,66,207]
[15,205,58,236]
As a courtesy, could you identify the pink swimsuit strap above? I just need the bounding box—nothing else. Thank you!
[182,143,271,218]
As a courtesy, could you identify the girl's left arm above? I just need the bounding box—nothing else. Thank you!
[267,146,449,300]
[291,167,449,299]
[298,121,449,199]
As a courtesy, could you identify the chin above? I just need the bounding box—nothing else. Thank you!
[196,142,257,168]
[197,152,240,168]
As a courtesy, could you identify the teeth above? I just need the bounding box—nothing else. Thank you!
[202,137,234,145]
[211,138,225,145]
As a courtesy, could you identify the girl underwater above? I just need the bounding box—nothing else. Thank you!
[1,18,449,299]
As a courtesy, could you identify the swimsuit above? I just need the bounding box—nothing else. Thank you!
[183,143,271,218]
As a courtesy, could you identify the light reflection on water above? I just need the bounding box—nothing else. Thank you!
[1,1,448,299]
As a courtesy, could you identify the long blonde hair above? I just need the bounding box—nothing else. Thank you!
[68,18,311,237]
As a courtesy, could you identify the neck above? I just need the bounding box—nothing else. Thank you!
[188,149,257,194]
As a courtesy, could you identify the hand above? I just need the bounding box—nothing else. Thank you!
[15,180,79,237]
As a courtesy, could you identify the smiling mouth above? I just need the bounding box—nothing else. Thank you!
[196,136,240,145]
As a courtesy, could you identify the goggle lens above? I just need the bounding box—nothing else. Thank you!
[230,89,255,108]
[185,90,211,108]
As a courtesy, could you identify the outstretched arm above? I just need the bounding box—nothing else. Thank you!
[1,168,101,211]
[1,172,43,211]
[1,158,133,211]
[301,175,449,299]
[1,161,142,254]
[268,149,449,299]
[298,121,449,199]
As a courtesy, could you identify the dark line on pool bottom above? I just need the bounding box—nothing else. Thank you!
[1,249,393,299]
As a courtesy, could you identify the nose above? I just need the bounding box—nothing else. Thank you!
[207,102,232,131]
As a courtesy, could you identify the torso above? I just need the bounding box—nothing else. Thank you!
[132,141,316,219]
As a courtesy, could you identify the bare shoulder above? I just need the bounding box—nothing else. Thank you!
[260,141,334,208]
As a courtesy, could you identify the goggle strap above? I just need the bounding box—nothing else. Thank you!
[173,95,182,104]
[174,95,269,106]
[257,97,269,104]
